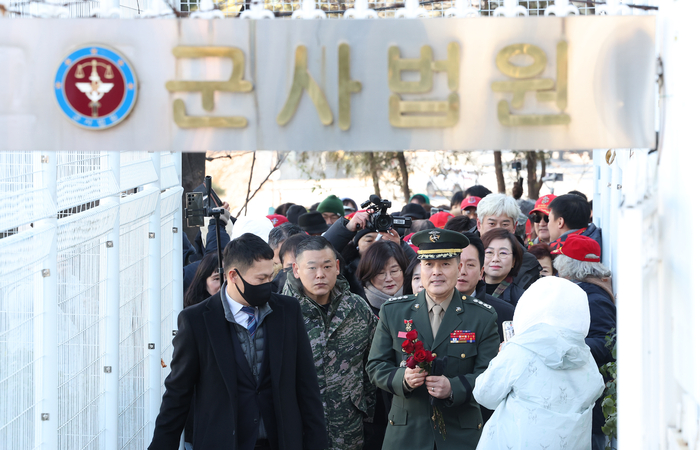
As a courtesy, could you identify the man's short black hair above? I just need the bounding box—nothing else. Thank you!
[450,191,465,208]
[269,222,305,250]
[465,185,492,199]
[549,194,590,230]
[223,233,274,273]
[444,215,476,233]
[463,232,485,268]
[294,236,336,260]
[567,190,588,201]
[278,233,310,266]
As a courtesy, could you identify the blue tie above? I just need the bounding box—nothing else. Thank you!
[241,306,257,337]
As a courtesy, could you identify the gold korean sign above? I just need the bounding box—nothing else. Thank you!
[0,17,656,152]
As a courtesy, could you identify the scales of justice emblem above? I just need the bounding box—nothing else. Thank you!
[54,45,138,130]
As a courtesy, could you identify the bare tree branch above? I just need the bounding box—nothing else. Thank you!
[235,152,288,218]
[241,151,257,217]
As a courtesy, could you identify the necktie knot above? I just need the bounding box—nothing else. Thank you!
[241,306,257,337]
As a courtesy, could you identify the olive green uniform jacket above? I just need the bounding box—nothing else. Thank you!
[366,289,499,450]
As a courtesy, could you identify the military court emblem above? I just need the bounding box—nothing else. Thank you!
[54,45,137,130]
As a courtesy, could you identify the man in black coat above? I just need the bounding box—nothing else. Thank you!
[149,233,328,450]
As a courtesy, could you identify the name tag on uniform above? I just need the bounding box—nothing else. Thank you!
[398,331,407,339]
[450,330,475,343]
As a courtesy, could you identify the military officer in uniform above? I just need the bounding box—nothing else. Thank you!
[366,229,500,450]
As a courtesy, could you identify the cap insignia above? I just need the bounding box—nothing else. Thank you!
[429,230,441,243]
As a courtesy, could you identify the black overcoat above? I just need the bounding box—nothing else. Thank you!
[148,291,328,450]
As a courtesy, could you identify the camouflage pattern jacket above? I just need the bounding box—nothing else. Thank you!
[283,273,378,450]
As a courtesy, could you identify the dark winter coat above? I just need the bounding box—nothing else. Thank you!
[512,248,542,291]
[574,279,617,437]
[473,280,515,342]
[149,291,328,450]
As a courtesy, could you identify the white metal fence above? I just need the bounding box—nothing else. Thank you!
[0,151,183,450]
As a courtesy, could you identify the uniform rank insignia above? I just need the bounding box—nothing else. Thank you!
[450,330,476,343]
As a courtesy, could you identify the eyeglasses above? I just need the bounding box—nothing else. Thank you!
[529,213,549,224]
[484,250,513,259]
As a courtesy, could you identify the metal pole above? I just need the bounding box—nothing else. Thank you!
[172,151,184,330]
[147,152,162,440]
[172,152,185,450]
[37,151,58,450]
[103,151,121,450]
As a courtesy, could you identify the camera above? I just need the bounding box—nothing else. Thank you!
[360,195,412,232]
[185,176,226,228]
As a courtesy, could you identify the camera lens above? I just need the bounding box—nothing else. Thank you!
[376,215,392,231]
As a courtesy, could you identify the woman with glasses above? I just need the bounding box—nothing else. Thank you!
[481,228,525,307]
[356,240,408,315]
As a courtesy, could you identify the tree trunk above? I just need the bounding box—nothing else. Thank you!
[538,151,547,193]
[181,152,206,251]
[367,152,382,197]
[494,151,506,193]
[526,150,547,199]
[526,151,538,199]
[397,151,410,203]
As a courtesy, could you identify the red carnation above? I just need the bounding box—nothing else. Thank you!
[406,330,418,341]
[414,349,428,363]
[401,340,415,354]
[406,356,417,369]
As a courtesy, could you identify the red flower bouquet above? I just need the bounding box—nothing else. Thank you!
[401,328,446,439]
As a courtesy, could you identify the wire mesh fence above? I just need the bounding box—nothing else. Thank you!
[1,0,612,18]
[0,152,183,450]
[177,0,598,17]
[0,224,54,450]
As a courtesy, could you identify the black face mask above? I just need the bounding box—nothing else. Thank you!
[234,269,272,307]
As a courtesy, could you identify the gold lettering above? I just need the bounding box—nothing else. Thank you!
[277,46,333,127]
[338,43,362,131]
[389,93,459,128]
[388,42,460,128]
[535,41,568,111]
[491,41,570,126]
[165,46,252,128]
[172,99,247,128]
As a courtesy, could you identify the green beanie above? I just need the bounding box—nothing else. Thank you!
[317,195,345,216]
[410,193,430,205]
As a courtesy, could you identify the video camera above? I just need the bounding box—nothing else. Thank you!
[361,195,412,232]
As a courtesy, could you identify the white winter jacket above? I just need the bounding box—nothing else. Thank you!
[473,277,605,450]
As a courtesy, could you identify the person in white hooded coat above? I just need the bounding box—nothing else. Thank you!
[473,276,605,450]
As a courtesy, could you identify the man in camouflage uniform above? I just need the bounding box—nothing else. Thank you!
[282,236,377,450]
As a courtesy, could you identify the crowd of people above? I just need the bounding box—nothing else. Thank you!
[150,185,617,450]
